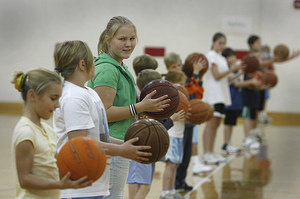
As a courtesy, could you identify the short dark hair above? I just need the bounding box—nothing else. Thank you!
[247,35,260,47]
[222,48,236,58]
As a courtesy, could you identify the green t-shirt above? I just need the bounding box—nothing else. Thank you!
[88,52,137,140]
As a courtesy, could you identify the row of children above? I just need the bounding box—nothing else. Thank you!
[11,15,299,199]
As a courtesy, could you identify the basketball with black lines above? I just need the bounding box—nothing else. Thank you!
[186,99,209,124]
[140,80,180,119]
[56,136,106,181]
[124,119,170,164]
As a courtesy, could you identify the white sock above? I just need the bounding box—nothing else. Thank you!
[170,189,176,195]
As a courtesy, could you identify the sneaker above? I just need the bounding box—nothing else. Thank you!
[258,112,273,123]
[250,129,266,142]
[212,152,227,163]
[175,182,193,192]
[221,142,242,155]
[192,162,213,174]
[243,137,260,149]
[173,192,184,199]
[202,152,219,164]
[159,193,174,199]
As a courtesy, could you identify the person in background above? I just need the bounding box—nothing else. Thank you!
[202,33,243,164]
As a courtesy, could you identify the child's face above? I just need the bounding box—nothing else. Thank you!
[34,82,62,120]
[168,61,182,71]
[251,39,261,51]
[108,25,137,63]
[213,37,226,53]
[227,55,237,66]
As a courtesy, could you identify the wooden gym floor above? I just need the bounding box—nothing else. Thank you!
[1,113,300,199]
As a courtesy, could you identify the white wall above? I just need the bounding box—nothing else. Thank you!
[1,0,299,113]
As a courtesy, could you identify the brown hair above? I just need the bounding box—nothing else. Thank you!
[136,69,162,91]
[133,54,158,76]
[165,70,187,84]
[54,40,94,79]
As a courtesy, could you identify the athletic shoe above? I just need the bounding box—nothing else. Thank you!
[258,112,273,124]
[159,193,174,199]
[175,182,193,192]
[202,152,219,165]
[192,161,213,174]
[212,152,227,163]
[243,136,260,149]
[221,142,242,155]
[250,129,266,142]
[173,192,184,199]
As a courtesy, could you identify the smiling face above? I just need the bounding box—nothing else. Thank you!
[34,82,62,120]
[107,25,137,64]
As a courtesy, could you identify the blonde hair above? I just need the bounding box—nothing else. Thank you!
[136,69,162,91]
[97,16,137,55]
[165,70,187,84]
[133,54,158,76]
[164,52,181,69]
[12,68,61,102]
[54,41,94,79]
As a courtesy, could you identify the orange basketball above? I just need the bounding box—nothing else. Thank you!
[183,52,208,78]
[242,54,260,73]
[57,137,106,181]
[174,84,190,100]
[205,103,214,121]
[186,99,209,124]
[176,91,189,116]
[124,119,169,164]
[246,71,265,89]
[274,44,289,61]
[264,71,278,88]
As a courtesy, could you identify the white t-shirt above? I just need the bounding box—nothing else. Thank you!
[53,81,110,197]
[203,50,231,106]
[167,120,185,138]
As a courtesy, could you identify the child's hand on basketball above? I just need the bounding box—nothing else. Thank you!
[170,110,185,122]
[249,77,262,88]
[193,58,206,75]
[120,137,152,162]
[139,90,170,113]
[59,172,92,189]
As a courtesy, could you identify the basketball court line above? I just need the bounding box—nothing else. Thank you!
[183,154,237,199]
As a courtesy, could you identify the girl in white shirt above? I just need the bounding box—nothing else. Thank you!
[202,33,243,165]
[53,40,152,199]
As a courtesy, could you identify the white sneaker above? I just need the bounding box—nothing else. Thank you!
[192,161,213,174]
[212,152,227,163]
[243,137,260,149]
[202,152,219,165]
[221,142,242,155]
[258,112,273,123]
[250,129,266,142]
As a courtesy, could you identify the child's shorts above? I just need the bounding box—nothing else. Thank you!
[224,109,242,126]
[165,137,184,164]
[126,160,155,185]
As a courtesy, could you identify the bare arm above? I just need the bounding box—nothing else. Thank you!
[228,71,244,83]
[68,130,152,162]
[211,63,242,81]
[94,86,170,122]
[15,140,91,190]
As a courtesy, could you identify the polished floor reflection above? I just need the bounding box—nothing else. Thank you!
[1,114,300,199]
